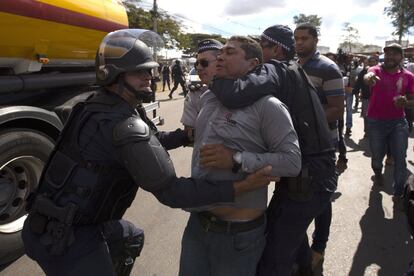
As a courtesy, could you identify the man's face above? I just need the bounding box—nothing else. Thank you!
[294,29,318,58]
[124,70,152,92]
[260,39,277,62]
[367,58,378,67]
[195,51,218,84]
[216,40,258,79]
[383,48,403,70]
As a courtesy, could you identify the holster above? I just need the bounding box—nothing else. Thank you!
[29,194,78,256]
[287,167,314,202]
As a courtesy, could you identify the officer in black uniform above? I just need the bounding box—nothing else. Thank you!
[21,29,276,276]
[169,60,188,99]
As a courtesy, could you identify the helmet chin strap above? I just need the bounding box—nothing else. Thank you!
[117,77,152,103]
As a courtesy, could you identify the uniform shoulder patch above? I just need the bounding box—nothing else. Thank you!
[113,116,150,146]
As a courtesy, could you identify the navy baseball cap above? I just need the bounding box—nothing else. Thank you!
[261,25,295,52]
[197,39,223,54]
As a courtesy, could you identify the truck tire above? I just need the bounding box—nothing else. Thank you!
[0,129,55,265]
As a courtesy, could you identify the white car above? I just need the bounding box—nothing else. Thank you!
[185,68,201,88]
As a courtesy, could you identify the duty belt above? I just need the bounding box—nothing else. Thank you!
[197,211,265,234]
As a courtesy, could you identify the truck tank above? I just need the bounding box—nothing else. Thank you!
[0,0,129,74]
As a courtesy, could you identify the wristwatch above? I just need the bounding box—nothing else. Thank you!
[232,151,242,173]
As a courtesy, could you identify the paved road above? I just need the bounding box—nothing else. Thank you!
[2,89,414,276]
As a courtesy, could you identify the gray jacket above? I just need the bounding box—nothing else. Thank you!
[180,86,208,127]
[192,90,301,210]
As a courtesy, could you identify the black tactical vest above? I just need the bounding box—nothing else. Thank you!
[34,92,138,225]
[268,60,334,156]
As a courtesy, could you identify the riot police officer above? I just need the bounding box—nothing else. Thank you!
[21,29,276,276]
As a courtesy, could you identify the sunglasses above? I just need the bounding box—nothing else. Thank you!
[195,59,216,68]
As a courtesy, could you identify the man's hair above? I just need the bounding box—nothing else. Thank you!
[228,36,263,64]
[294,23,318,38]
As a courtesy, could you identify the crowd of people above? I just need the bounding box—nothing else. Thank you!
[19,23,414,276]
[178,23,414,275]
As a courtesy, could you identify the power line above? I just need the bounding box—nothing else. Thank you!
[169,13,234,36]
[133,0,251,36]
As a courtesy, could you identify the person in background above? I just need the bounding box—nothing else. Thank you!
[169,60,188,99]
[161,63,171,91]
[294,23,344,274]
[353,55,379,137]
[364,43,414,209]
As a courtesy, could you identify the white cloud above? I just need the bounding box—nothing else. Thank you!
[223,0,286,16]
[352,0,382,7]
[155,0,404,52]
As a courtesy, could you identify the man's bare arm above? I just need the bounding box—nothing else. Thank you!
[325,95,344,122]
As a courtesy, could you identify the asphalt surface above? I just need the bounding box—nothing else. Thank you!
[2,88,414,276]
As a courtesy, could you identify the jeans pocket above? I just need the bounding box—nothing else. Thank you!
[232,223,266,252]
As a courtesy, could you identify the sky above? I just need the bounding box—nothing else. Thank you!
[137,0,406,56]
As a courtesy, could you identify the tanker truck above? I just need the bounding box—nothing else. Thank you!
[0,0,163,265]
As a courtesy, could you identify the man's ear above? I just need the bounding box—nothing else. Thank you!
[273,45,280,56]
[249,58,260,69]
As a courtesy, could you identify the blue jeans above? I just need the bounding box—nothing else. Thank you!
[256,184,333,276]
[345,92,353,129]
[179,212,266,276]
[368,118,409,196]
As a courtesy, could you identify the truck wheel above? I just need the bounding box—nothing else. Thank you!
[0,129,55,265]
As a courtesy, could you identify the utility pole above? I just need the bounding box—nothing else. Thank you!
[151,0,159,110]
[152,0,158,33]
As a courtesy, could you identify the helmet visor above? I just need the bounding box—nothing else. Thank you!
[98,29,164,67]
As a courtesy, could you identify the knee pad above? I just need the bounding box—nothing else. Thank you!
[103,220,145,276]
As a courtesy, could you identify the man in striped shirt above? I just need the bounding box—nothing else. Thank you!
[294,23,345,274]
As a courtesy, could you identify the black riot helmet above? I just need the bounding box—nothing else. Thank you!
[96,29,164,86]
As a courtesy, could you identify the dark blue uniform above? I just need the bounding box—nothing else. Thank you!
[22,89,235,275]
[169,63,188,98]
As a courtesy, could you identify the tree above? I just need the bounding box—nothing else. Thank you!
[123,1,190,50]
[384,0,414,44]
[340,22,360,53]
[293,14,322,34]
[182,33,227,55]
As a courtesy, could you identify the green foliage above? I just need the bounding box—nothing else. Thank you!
[123,0,189,50]
[384,0,414,43]
[121,1,226,55]
[293,14,322,33]
[124,2,152,29]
